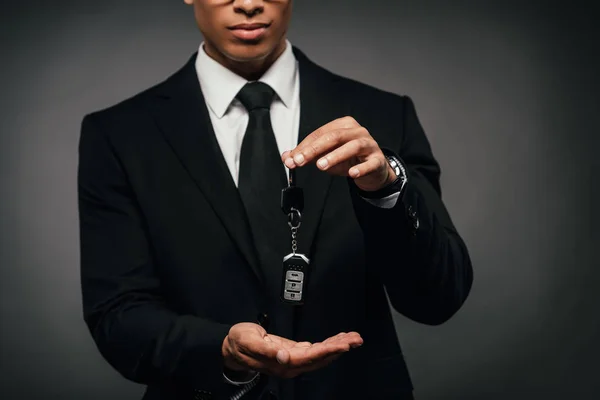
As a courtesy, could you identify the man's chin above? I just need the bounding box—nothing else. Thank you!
[224,43,277,63]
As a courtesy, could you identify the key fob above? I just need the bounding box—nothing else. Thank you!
[281,253,310,305]
[281,186,304,215]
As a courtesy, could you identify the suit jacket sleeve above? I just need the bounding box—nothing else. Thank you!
[78,114,231,392]
[350,96,473,325]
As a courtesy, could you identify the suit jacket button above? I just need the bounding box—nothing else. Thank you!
[407,205,417,218]
[407,206,419,234]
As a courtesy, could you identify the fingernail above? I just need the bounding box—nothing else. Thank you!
[349,168,360,178]
[285,157,295,168]
[264,335,272,342]
[276,350,287,364]
[294,154,305,165]
[317,158,328,169]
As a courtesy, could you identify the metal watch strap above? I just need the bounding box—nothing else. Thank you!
[356,152,408,199]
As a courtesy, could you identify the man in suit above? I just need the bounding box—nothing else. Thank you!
[78,1,473,399]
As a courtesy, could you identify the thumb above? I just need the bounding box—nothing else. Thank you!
[276,349,290,365]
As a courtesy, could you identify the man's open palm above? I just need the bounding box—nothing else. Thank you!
[223,323,363,379]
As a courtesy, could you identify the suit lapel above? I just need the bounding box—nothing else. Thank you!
[150,55,264,287]
[293,47,342,260]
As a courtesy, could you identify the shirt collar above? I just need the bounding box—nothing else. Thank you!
[195,40,297,119]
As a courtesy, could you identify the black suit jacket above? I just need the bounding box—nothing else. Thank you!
[78,47,473,400]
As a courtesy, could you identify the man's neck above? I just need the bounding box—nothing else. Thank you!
[203,40,287,81]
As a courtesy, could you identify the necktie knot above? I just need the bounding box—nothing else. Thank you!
[236,81,276,111]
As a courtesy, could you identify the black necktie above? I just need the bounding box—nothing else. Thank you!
[236,82,288,275]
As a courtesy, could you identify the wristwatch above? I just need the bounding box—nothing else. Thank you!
[358,152,408,199]
[386,154,407,188]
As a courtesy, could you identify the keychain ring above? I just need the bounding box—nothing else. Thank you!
[288,208,302,229]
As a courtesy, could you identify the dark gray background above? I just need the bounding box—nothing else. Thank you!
[1,1,598,399]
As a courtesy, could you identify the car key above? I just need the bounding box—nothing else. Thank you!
[280,168,310,305]
[281,169,304,214]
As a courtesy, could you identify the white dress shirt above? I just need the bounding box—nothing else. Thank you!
[196,40,299,186]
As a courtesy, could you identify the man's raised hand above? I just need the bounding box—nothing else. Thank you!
[282,116,397,192]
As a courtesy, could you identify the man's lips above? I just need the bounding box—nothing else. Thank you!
[228,23,271,40]
[229,23,270,30]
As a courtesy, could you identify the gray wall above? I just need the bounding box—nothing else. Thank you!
[1,1,597,399]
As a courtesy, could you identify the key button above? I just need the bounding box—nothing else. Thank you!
[283,291,302,301]
[285,281,303,291]
[286,271,304,282]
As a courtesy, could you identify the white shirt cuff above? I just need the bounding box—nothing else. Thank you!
[362,191,401,209]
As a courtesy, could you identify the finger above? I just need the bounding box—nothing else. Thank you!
[348,156,387,179]
[322,331,362,343]
[276,349,290,365]
[293,116,360,154]
[287,127,367,168]
[286,341,350,368]
[322,332,347,344]
[341,333,363,348]
[311,332,362,354]
[332,332,363,347]
[332,331,362,343]
[316,137,377,172]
